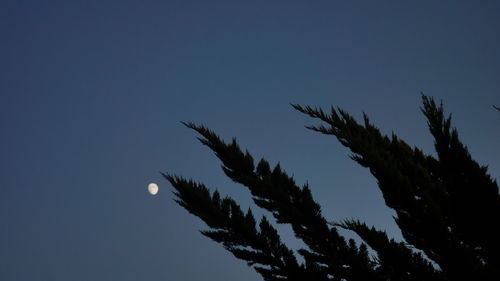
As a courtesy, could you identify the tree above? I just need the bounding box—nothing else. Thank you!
[164,96,499,281]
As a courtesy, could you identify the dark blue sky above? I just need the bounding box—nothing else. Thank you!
[1,1,499,280]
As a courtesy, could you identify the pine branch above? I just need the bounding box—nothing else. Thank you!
[292,103,448,262]
[164,174,311,281]
[181,122,382,281]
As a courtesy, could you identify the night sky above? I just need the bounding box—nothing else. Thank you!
[1,1,499,280]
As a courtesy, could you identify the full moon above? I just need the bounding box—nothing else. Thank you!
[148,183,159,195]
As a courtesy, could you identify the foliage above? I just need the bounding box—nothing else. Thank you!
[165,96,499,281]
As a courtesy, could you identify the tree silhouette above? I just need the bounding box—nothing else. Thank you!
[164,95,499,281]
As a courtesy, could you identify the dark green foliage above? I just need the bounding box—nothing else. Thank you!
[165,96,499,281]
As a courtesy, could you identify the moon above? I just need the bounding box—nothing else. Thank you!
[148,183,159,195]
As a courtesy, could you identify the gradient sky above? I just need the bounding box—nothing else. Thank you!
[1,1,499,280]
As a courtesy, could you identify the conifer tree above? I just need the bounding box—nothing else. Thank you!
[165,96,499,281]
